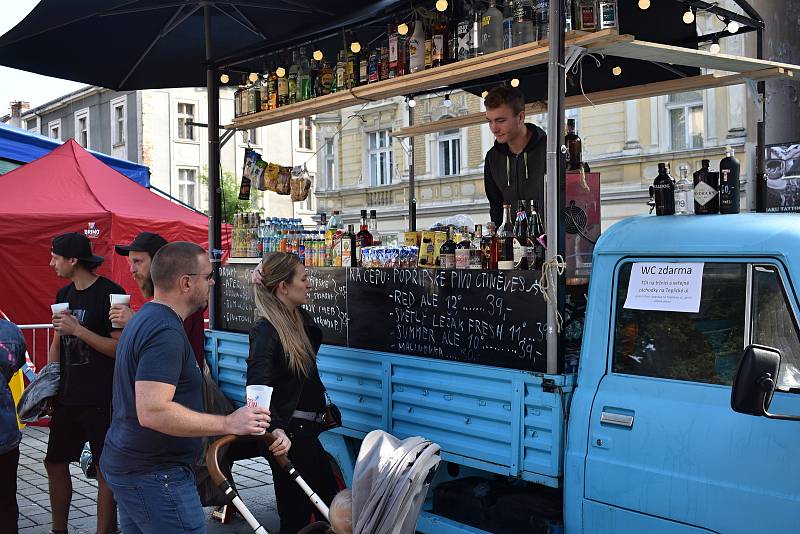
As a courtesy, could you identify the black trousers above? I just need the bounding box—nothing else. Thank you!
[0,446,19,534]
[267,420,339,534]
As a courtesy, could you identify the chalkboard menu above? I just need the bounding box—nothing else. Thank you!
[218,264,548,371]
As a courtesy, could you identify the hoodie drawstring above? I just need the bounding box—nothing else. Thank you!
[506,152,529,188]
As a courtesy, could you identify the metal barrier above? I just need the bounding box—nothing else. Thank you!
[17,323,53,379]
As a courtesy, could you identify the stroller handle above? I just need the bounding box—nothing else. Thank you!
[206,432,291,486]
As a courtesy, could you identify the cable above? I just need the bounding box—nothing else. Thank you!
[538,254,566,333]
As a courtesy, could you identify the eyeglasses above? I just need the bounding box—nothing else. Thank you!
[186,272,214,281]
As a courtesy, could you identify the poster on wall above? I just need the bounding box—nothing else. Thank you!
[765,143,800,213]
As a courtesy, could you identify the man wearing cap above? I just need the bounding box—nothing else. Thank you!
[112,232,206,368]
[46,232,125,534]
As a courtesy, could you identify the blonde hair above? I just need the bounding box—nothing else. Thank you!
[253,252,316,378]
[329,489,353,534]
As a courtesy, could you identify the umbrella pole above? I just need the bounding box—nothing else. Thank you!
[206,4,223,328]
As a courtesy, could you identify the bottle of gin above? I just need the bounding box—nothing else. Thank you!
[718,146,740,214]
[674,165,694,215]
[693,159,719,215]
[652,163,675,216]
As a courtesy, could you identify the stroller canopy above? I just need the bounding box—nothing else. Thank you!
[351,430,441,534]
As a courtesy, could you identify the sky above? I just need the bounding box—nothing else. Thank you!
[0,1,85,116]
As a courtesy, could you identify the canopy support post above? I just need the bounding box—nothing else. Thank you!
[408,104,416,232]
[206,3,223,329]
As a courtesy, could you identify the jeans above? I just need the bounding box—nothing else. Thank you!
[104,465,204,534]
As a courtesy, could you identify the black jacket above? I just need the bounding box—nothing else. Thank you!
[246,309,323,431]
[484,123,547,228]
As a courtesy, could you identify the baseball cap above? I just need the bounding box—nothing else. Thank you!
[115,232,168,258]
[52,232,104,263]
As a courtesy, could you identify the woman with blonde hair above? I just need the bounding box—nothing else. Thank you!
[246,252,339,533]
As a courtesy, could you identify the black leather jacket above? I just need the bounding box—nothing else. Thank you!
[246,310,323,431]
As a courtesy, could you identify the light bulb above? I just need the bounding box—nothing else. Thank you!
[443,95,452,108]
[350,41,362,54]
[481,90,489,99]
[510,78,520,87]
[248,72,259,83]
[612,66,622,76]
[709,41,721,54]
[398,23,409,35]
[276,67,286,78]
[727,20,740,33]
[313,50,323,61]
[683,8,695,24]
[638,0,650,9]
[435,0,448,12]
[407,97,416,108]
[220,73,230,84]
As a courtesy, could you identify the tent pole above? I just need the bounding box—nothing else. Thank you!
[545,0,565,374]
[206,4,223,329]
[408,104,416,231]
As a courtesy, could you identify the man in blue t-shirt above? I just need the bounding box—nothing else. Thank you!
[101,242,268,533]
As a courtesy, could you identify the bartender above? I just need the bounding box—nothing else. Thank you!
[483,86,547,228]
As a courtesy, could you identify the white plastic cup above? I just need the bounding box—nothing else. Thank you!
[246,385,273,435]
[109,294,131,328]
[51,303,70,316]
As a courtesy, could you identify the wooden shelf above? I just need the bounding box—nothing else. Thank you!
[393,67,794,138]
[227,28,629,130]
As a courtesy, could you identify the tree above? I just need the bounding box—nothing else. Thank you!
[198,167,256,223]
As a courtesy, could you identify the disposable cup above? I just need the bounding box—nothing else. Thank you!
[51,303,69,316]
[246,385,273,435]
[109,294,131,328]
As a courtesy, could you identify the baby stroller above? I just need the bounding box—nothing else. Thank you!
[207,430,441,534]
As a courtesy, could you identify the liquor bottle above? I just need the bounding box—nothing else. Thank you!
[719,147,740,214]
[481,221,499,269]
[379,46,389,80]
[287,50,299,105]
[259,70,270,112]
[529,201,545,270]
[356,209,373,263]
[652,163,676,216]
[565,119,582,172]
[341,224,357,267]
[576,0,597,31]
[388,22,400,78]
[512,0,535,47]
[502,0,514,49]
[432,13,448,67]
[335,50,346,92]
[564,0,574,31]
[498,203,516,269]
[310,56,322,98]
[359,48,369,85]
[469,224,484,269]
[247,81,260,115]
[298,47,312,101]
[693,159,719,214]
[424,19,434,69]
[470,3,481,57]
[396,26,408,77]
[674,165,694,215]
[320,60,333,95]
[347,46,358,88]
[481,0,504,54]
[513,201,529,270]
[534,0,549,42]
[369,209,382,245]
[277,62,289,107]
[409,20,426,73]
[454,1,471,61]
[455,226,472,269]
[597,0,618,30]
[439,228,457,269]
[368,48,380,83]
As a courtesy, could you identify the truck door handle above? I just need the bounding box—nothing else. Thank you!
[600,412,634,428]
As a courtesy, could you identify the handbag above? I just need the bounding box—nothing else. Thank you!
[320,390,342,432]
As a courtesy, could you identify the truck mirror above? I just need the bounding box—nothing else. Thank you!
[731,345,780,416]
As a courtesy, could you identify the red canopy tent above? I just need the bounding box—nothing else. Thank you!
[0,139,217,366]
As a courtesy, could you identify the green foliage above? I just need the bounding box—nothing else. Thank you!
[198,167,256,223]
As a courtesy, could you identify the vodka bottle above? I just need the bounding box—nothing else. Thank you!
[674,165,694,215]
[481,0,504,54]
[512,0,535,46]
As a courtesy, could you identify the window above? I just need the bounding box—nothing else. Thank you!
[244,127,258,146]
[24,117,39,133]
[438,127,461,176]
[177,102,195,140]
[368,130,392,186]
[613,262,746,385]
[305,174,315,212]
[751,265,800,391]
[668,91,703,150]
[323,138,336,190]
[111,98,126,146]
[74,109,90,148]
[298,117,313,150]
[177,168,198,207]
[48,119,61,141]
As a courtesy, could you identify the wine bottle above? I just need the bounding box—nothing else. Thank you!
[498,203,515,269]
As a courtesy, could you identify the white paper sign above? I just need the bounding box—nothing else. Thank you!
[624,262,705,313]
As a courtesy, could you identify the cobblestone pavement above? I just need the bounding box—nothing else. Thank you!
[17,426,280,533]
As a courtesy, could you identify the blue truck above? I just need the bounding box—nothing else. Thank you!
[206,213,800,533]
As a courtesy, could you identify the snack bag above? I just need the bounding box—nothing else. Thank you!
[276,166,292,195]
[265,162,281,192]
[252,160,268,191]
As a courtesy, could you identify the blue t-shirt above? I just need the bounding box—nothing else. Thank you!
[101,302,203,475]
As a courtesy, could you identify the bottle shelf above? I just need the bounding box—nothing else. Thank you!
[227,29,628,131]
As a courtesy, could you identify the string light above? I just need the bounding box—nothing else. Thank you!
[638,0,650,9]
[407,96,416,108]
[443,94,452,108]
[510,78,520,87]
[398,23,409,35]
[220,73,230,84]
[709,39,721,55]
[435,0,448,12]
[726,20,740,33]
[276,66,286,78]
[350,41,362,54]
[612,66,622,76]
[248,72,259,83]
[481,90,489,99]
[313,50,323,61]
[683,7,695,24]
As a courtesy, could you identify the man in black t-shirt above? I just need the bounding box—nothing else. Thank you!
[45,232,124,534]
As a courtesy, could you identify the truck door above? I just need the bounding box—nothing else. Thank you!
[583,260,800,533]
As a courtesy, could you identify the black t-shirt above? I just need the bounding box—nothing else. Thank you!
[55,276,125,405]
[101,302,203,475]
